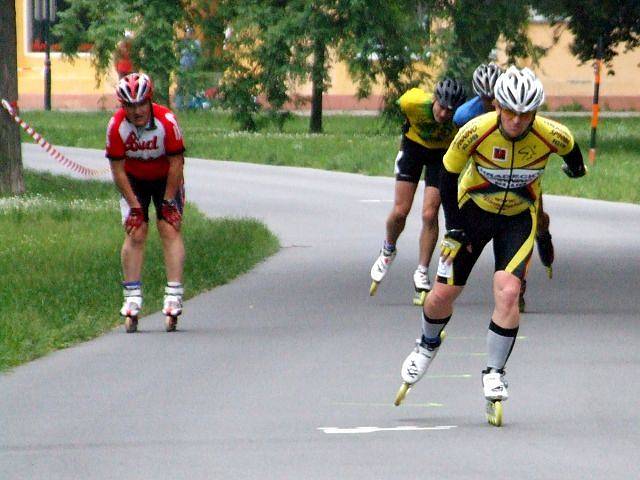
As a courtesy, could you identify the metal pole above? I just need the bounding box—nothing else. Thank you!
[589,36,603,165]
[44,0,51,111]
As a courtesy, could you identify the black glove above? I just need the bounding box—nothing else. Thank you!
[562,163,587,178]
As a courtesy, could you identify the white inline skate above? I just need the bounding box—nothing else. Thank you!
[162,282,184,332]
[412,267,432,306]
[394,331,445,406]
[369,247,397,296]
[483,368,508,427]
[120,282,142,333]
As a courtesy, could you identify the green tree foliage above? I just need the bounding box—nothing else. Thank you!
[218,0,443,131]
[534,0,640,67]
[55,0,187,105]
[338,1,435,118]
[434,0,548,94]
[217,0,341,132]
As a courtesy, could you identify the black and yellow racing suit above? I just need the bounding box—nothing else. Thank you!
[437,111,584,285]
[394,88,458,186]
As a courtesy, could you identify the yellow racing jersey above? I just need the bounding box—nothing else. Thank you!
[444,111,574,215]
[397,88,458,149]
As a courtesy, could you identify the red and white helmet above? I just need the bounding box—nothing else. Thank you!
[116,73,153,104]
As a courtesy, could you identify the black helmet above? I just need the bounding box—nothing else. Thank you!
[435,78,466,110]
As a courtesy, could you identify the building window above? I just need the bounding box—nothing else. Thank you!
[29,0,91,52]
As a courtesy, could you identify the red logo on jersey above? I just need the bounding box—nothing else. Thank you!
[124,131,158,152]
[493,147,507,161]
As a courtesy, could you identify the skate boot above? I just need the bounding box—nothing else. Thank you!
[536,213,554,279]
[394,332,445,406]
[412,267,432,306]
[162,282,184,332]
[369,246,397,296]
[120,281,142,333]
[518,279,527,313]
[483,368,508,427]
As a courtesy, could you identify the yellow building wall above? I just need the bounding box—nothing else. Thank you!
[15,3,640,111]
[523,22,640,110]
[15,0,118,110]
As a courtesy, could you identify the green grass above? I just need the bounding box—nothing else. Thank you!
[0,171,279,371]
[20,110,640,204]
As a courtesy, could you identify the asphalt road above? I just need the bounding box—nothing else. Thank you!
[1,144,639,479]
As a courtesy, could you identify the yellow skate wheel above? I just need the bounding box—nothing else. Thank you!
[412,290,427,306]
[486,400,503,427]
[394,382,411,406]
[165,316,178,332]
[125,316,138,334]
[440,330,446,341]
[546,266,553,279]
[369,281,379,296]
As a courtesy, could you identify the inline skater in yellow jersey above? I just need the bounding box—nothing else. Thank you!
[455,63,555,312]
[370,79,466,306]
[394,67,586,426]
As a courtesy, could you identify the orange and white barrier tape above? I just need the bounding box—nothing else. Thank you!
[1,98,109,177]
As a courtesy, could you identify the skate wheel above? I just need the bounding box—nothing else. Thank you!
[486,400,503,427]
[165,315,178,332]
[125,316,138,333]
[394,382,411,406]
[412,290,427,306]
[369,281,379,296]
[546,266,553,279]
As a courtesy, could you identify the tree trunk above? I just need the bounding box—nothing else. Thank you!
[309,38,325,134]
[0,0,25,195]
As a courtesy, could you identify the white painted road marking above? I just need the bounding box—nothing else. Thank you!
[318,425,457,434]
[359,199,394,203]
[332,401,444,408]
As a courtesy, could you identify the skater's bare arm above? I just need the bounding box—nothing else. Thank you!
[110,160,140,208]
[160,154,185,231]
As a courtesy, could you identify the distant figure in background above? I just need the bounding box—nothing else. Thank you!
[176,27,205,110]
[114,34,134,80]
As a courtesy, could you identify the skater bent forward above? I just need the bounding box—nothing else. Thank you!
[106,72,187,332]
[369,79,466,305]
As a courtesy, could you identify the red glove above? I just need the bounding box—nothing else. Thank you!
[125,207,144,234]
[161,199,182,230]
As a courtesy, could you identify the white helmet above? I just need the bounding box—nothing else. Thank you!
[494,66,545,113]
[472,63,502,98]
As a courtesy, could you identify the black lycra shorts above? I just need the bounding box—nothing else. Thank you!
[437,201,537,286]
[120,175,185,223]
[394,136,447,187]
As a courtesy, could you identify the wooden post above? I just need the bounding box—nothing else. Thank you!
[589,37,603,165]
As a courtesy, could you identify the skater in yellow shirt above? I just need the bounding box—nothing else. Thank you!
[369,79,466,305]
[394,67,586,426]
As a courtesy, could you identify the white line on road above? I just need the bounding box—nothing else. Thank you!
[331,401,444,408]
[318,425,457,434]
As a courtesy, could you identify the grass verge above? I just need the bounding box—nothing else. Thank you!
[20,110,640,204]
[0,170,279,371]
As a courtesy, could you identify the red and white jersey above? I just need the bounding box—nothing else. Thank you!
[106,103,185,180]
